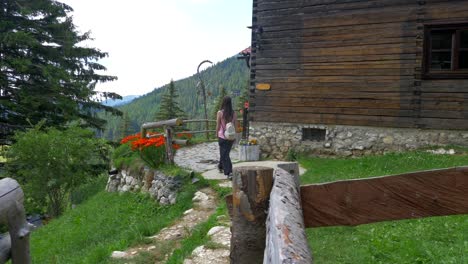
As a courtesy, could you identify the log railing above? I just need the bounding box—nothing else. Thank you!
[264,167,312,264]
[0,178,33,264]
[140,118,244,164]
[229,165,468,264]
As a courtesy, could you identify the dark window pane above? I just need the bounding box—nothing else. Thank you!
[461,30,468,48]
[431,31,452,49]
[459,51,468,69]
[431,51,452,70]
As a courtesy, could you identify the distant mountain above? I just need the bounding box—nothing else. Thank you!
[102,95,139,107]
[100,55,249,141]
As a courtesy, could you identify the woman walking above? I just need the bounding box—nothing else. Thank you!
[216,96,237,180]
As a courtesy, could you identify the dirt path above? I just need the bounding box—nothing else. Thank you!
[110,187,220,263]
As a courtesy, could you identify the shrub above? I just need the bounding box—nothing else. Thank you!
[6,124,110,217]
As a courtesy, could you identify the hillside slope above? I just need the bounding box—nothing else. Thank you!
[101,56,249,141]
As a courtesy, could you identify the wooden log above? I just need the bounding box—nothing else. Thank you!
[264,168,312,264]
[230,166,274,264]
[164,127,174,165]
[0,234,11,264]
[172,139,189,146]
[277,162,300,189]
[0,178,32,264]
[301,167,468,228]
[0,179,23,223]
[141,118,183,129]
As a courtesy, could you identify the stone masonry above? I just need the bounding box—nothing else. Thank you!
[250,121,468,159]
[106,167,182,205]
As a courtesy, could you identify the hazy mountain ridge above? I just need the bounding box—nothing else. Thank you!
[102,95,140,107]
[101,56,249,140]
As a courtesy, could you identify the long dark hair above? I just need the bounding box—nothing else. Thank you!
[220,96,233,123]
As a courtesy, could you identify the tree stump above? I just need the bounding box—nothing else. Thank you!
[230,166,274,264]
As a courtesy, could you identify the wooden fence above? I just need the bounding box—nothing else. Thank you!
[140,118,244,164]
[229,166,468,264]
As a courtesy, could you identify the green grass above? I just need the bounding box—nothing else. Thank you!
[299,150,468,263]
[31,177,203,263]
[299,150,468,184]
[105,172,230,264]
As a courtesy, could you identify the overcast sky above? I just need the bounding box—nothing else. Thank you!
[59,0,252,96]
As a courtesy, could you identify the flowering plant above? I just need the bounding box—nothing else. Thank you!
[119,132,188,169]
[239,138,258,146]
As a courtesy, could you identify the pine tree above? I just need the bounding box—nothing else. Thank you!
[236,79,250,111]
[212,86,227,120]
[119,112,131,140]
[155,80,186,121]
[0,0,120,141]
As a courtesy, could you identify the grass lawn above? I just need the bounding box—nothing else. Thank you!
[298,149,468,263]
[30,175,204,263]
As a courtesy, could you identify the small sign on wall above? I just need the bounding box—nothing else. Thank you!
[256,83,271,91]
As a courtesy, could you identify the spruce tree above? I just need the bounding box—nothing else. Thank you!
[155,80,186,121]
[212,86,227,120]
[210,86,227,130]
[119,112,131,140]
[0,0,120,141]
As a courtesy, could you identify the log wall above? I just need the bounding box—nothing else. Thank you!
[251,0,468,129]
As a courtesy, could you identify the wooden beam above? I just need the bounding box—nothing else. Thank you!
[301,167,468,228]
[230,166,274,264]
[0,178,32,264]
[141,118,183,130]
[264,167,312,264]
[0,234,11,263]
[172,139,189,146]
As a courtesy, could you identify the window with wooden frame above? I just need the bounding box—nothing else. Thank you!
[423,23,468,79]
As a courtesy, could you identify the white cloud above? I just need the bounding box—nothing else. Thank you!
[59,0,252,96]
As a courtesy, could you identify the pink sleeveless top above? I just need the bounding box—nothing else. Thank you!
[217,110,236,139]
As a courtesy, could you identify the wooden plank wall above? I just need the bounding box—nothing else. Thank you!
[251,0,468,129]
[300,167,468,227]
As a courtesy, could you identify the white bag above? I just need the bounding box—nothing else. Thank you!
[224,122,236,140]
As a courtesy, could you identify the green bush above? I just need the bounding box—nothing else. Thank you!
[6,124,110,217]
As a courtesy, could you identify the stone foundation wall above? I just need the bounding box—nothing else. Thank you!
[106,167,182,205]
[250,122,468,159]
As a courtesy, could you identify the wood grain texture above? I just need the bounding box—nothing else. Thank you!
[230,166,274,264]
[301,167,468,228]
[252,0,468,129]
[264,167,312,264]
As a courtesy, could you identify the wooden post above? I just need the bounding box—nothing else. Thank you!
[0,178,32,264]
[164,126,174,165]
[0,234,11,263]
[230,166,274,264]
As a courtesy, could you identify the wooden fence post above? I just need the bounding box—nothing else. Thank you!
[164,126,174,165]
[230,166,274,264]
[0,178,32,264]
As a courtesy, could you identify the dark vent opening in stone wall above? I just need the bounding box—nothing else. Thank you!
[302,128,326,141]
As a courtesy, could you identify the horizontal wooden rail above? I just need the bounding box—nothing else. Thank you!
[183,119,217,123]
[0,178,32,263]
[141,118,183,129]
[183,119,243,124]
[301,166,468,227]
[264,166,312,264]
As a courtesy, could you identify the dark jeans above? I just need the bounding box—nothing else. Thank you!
[218,137,234,176]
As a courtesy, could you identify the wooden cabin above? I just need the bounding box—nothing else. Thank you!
[248,0,468,158]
